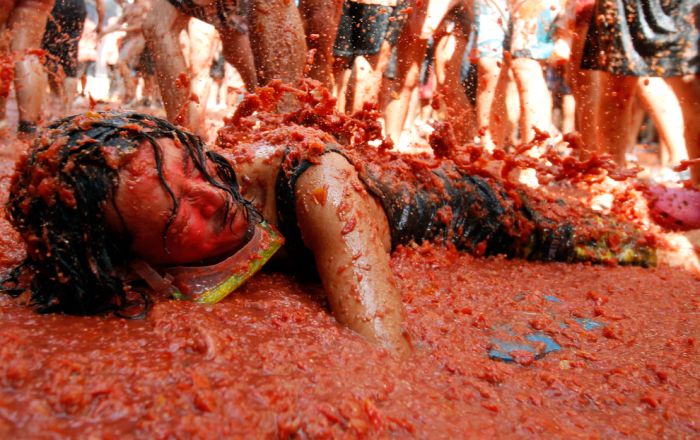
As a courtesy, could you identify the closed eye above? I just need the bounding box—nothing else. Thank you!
[185,182,226,219]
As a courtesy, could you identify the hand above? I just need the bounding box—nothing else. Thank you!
[420,0,464,39]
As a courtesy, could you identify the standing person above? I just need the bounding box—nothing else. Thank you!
[76,14,98,97]
[332,0,409,113]
[580,0,700,187]
[100,0,150,104]
[382,0,430,143]
[474,0,569,148]
[473,0,511,149]
[0,0,56,136]
[425,1,476,143]
[564,0,598,150]
[87,0,119,102]
[382,0,474,144]
[143,0,307,136]
[41,0,88,115]
[509,0,564,143]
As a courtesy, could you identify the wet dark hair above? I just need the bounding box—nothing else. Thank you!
[5,111,259,316]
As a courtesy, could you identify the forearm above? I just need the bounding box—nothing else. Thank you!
[143,5,190,124]
[96,0,105,32]
[421,0,465,39]
[295,153,410,355]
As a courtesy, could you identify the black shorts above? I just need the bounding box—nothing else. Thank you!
[41,0,87,78]
[581,0,699,77]
[333,1,408,58]
[166,0,249,33]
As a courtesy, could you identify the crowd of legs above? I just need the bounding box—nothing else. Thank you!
[0,0,697,186]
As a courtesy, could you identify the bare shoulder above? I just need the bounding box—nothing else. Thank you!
[215,123,349,224]
[219,142,285,225]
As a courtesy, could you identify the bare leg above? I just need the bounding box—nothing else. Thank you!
[377,70,396,112]
[568,18,599,156]
[403,85,421,137]
[433,30,475,142]
[61,76,78,114]
[186,19,217,135]
[143,0,189,126]
[349,41,393,113]
[117,36,145,103]
[511,57,552,142]
[624,93,645,153]
[295,152,410,356]
[332,56,351,112]
[9,0,55,134]
[666,75,700,187]
[382,2,428,143]
[636,77,686,167]
[595,72,637,164]
[574,69,601,154]
[224,63,244,108]
[248,0,306,87]
[298,0,342,88]
[219,29,257,90]
[560,94,575,134]
[477,57,509,149]
[504,69,520,146]
[421,0,464,38]
[142,74,157,106]
[209,76,221,107]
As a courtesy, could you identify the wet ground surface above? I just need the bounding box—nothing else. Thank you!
[0,127,699,438]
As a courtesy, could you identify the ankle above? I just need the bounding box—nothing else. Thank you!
[18,120,37,134]
[17,120,38,141]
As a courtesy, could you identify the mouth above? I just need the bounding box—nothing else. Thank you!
[132,222,284,303]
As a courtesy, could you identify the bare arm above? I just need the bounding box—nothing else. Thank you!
[295,152,411,356]
[142,0,191,126]
[95,0,105,32]
[421,0,470,38]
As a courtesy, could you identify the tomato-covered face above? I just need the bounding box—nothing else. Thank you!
[107,137,250,265]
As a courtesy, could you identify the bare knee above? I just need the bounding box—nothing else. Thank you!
[478,58,502,81]
[144,0,183,41]
[511,58,542,83]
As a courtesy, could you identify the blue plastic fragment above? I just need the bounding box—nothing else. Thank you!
[488,349,515,362]
[544,295,562,303]
[489,333,561,363]
[574,318,604,331]
[488,339,535,362]
[525,333,562,353]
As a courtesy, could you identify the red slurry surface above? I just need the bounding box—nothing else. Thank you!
[1,133,699,438]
